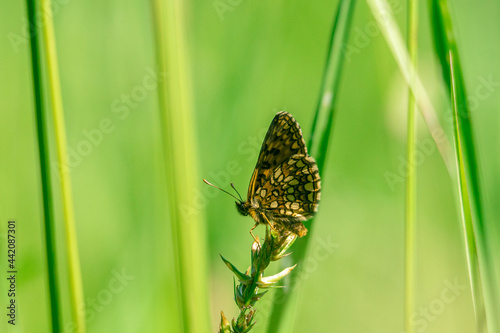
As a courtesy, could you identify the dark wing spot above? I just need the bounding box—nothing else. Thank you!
[261,161,272,169]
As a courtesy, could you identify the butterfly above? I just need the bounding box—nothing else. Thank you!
[205,111,321,238]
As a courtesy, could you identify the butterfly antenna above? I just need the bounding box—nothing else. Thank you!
[230,183,244,202]
[203,179,241,201]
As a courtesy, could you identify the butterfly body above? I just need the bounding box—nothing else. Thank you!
[235,111,321,237]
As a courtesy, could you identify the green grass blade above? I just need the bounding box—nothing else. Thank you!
[429,3,479,191]
[151,0,211,332]
[449,52,487,333]
[430,0,499,330]
[308,0,356,157]
[266,1,357,332]
[404,1,418,332]
[428,1,450,89]
[25,0,61,331]
[365,0,454,175]
[40,0,86,331]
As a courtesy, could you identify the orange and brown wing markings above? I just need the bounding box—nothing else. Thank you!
[240,111,321,238]
[256,154,321,224]
[246,111,308,200]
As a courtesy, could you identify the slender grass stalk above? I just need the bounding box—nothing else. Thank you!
[266,1,356,332]
[25,0,61,331]
[449,52,487,333]
[39,1,86,331]
[151,0,211,332]
[365,0,454,175]
[404,1,418,332]
[431,1,498,330]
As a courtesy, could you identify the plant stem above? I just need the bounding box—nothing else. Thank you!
[25,0,61,331]
[40,0,86,331]
[404,0,418,332]
[151,0,211,331]
[449,52,488,333]
[220,227,297,333]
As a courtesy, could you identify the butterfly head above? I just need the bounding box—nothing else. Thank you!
[235,201,249,216]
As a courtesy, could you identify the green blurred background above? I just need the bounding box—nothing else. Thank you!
[1,0,499,332]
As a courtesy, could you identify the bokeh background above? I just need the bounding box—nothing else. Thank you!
[1,0,499,332]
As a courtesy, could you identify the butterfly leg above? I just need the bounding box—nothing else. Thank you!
[249,222,260,243]
[260,213,277,232]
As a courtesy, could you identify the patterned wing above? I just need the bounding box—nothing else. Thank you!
[254,154,321,223]
[247,111,308,199]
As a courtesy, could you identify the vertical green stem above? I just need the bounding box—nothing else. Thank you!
[449,53,488,333]
[404,1,418,332]
[40,0,86,331]
[25,0,61,331]
[151,0,211,332]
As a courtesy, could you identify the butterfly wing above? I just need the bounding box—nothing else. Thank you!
[255,154,321,222]
[247,111,308,200]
